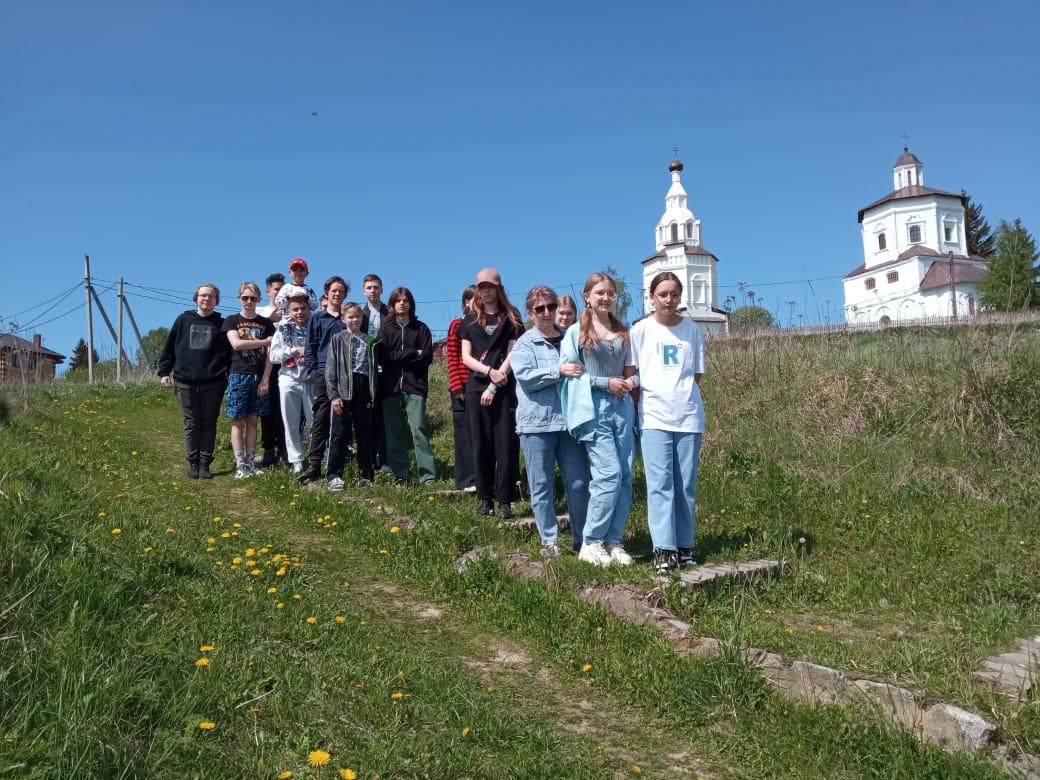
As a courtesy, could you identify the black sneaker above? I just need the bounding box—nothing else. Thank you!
[197,462,213,480]
[497,502,513,520]
[297,466,321,484]
[476,499,494,516]
[677,547,697,567]
[186,463,200,479]
[653,548,678,574]
[259,449,278,469]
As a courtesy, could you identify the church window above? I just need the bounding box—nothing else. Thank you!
[670,223,679,243]
[944,223,955,242]
[908,225,922,244]
[864,278,876,290]
[10,353,20,368]
[878,233,887,251]
[907,170,914,186]
[887,271,899,283]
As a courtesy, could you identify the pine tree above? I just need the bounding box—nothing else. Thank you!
[977,219,1040,311]
[962,190,995,258]
[68,338,100,371]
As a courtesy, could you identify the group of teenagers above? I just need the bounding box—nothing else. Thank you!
[156,258,707,573]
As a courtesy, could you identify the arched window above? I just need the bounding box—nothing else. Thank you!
[686,221,694,239]
[670,223,679,243]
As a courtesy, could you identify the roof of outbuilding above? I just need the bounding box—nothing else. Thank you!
[843,249,985,279]
[642,245,718,264]
[0,334,66,360]
[919,261,986,292]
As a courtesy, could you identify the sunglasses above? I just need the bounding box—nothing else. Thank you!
[240,295,259,302]
[532,303,558,315]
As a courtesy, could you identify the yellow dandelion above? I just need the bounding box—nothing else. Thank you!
[427,495,434,502]
[198,720,215,730]
[953,625,963,632]
[486,686,495,693]
[355,681,365,689]
[330,521,338,527]
[342,580,350,588]
[111,528,121,535]
[815,625,825,633]
[276,602,285,609]
[141,603,151,609]
[785,627,795,635]
[207,536,216,544]
[632,766,643,775]
[335,615,346,624]
[378,548,389,555]
[206,547,216,553]
[581,663,592,673]
[277,772,293,779]
[195,657,210,667]
[233,522,242,529]
[246,559,256,567]
[232,556,243,565]
[212,516,222,523]
[245,547,255,556]
[338,769,357,780]
[359,619,367,625]
[267,587,278,594]
[97,511,107,517]
[462,726,471,736]
[276,567,287,577]
[324,514,332,521]
[390,691,407,701]
[292,594,302,600]
[220,532,231,539]
[306,616,317,624]
[144,546,153,553]
[165,528,176,534]
[307,749,331,767]
[389,526,400,534]
[130,450,138,457]
[250,569,261,577]
[200,644,215,652]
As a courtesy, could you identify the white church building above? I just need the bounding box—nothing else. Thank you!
[641,157,729,333]
[844,148,986,324]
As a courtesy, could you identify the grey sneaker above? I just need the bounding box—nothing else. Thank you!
[540,542,561,559]
[328,476,345,492]
[677,547,697,567]
[234,464,251,480]
[653,548,679,573]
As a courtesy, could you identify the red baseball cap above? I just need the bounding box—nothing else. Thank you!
[289,257,309,272]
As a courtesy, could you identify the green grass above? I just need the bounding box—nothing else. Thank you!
[0,347,1023,777]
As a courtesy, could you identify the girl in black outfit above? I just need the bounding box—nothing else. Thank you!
[460,267,523,518]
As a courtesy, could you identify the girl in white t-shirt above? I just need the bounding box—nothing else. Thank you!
[629,272,707,573]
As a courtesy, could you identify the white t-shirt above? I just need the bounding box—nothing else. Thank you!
[629,317,706,433]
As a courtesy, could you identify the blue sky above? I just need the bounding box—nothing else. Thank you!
[4,0,1038,364]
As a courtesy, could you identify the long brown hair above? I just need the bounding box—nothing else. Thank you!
[474,281,522,329]
[578,272,627,348]
[385,287,416,325]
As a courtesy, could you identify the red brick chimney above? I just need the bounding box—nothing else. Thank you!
[32,334,42,349]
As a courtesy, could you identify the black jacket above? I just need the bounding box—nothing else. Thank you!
[377,318,433,398]
[360,303,390,337]
[157,310,231,384]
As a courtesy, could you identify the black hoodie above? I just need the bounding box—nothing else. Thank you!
[377,318,433,398]
[156,310,231,384]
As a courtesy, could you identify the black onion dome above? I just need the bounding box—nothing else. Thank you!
[668,157,684,173]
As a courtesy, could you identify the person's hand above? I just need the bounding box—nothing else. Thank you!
[607,377,629,397]
[331,398,344,414]
[560,363,583,378]
[269,309,283,322]
[258,379,269,397]
[159,375,173,388]
[488,367,506,386]
[622,377,638,393]
[295,346,305,358]
[480,389,495,407]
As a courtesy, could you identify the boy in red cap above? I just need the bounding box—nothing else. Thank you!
[275,257,320,314]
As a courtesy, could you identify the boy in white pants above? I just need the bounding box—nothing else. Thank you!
[259,294,313,474]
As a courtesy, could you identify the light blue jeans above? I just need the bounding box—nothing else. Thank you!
[582,391,635,545]
[641,428,702,551]
[519,431,590,550]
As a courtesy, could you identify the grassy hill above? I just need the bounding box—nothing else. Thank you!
[1,322,1036,778]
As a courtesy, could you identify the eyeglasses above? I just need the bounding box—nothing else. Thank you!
[240,295,259,302]
[532,303,558,315]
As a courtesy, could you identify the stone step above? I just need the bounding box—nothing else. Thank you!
[512,515,570,532]
[675,558,780,589]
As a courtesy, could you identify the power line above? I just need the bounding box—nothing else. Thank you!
[0,281,83,324]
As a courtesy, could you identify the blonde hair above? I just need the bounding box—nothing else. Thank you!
[578,272,627,348]
[557,295,577,313]
[341,301,362,315]
[238,281,261,299]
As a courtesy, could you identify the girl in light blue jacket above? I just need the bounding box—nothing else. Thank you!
[512,286,590,557]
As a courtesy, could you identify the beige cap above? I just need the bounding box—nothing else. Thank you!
[475,267,502,286]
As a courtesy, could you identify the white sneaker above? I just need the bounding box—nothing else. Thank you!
[577,540,611,567]
[327,476,345,491]
[607,544,634,566]
[292,462,304,475]
[462,485,477,494]
[234,465,251,480]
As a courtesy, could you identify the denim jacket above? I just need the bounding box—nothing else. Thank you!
[512,327,569,435]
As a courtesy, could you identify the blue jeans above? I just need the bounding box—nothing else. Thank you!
[519,431,590,550]
[641,429,702,551]
[582,391,635,545]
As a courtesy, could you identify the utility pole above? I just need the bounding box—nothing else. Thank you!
[948,251,958,320]
[84,254,94,384]
[117,277,125,382]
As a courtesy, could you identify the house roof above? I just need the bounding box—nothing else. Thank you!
[919,261,985,292]
[642,245,718,264]
[893,147,922,167]
[0,334,66,360]
[844,249,984,280]
[857,185,966,223]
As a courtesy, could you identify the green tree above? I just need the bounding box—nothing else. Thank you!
[729,305,775,332]
[603,264,633,324]
[962,190,996,258]
[68,338,100,371]
[978,219,1039,311]
[136,326,169,367]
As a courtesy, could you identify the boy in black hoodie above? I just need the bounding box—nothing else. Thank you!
[377,287,436,484]
[157,283,232,478]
